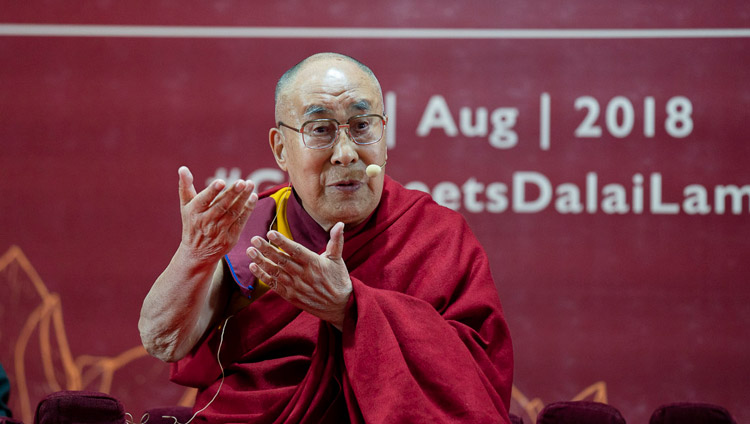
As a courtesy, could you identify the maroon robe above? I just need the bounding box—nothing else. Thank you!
[171,176,513,423]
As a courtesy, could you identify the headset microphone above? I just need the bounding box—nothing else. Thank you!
[366,161,387,178]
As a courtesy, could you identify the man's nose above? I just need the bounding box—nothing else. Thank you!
[331,127,359,166]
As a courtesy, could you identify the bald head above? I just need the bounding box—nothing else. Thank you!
[268,52,388,231]
[274,53,382,122]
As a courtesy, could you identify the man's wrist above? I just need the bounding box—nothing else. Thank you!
[174,242,223,275]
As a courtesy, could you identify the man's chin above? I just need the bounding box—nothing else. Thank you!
[328,205,376,229]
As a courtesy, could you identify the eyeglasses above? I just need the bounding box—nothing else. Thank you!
[277,114,387,150]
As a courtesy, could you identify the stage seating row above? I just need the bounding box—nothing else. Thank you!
[0,390,738,423]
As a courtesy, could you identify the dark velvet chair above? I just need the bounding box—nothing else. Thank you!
[33,390,125,424]
[509,412,524,424]
[536,400,626,424]
[649,402,736,424]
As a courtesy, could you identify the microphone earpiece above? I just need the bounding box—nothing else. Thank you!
[366,164,381,178]
[366,161,387,178]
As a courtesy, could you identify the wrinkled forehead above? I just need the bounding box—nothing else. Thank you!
[279,60,383,122]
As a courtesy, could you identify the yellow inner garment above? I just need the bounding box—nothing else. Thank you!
[269,186,293,240]
[255,186,294,290]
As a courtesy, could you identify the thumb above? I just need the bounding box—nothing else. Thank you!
[324,222,345,261]
[178,166,198,206]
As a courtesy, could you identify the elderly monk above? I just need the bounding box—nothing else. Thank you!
[139,52,513,423]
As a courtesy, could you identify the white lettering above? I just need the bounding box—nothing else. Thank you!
[715,185,750,214]
[486,182,509,213]
[555,183,584,214]
[404,180,430,194]
[400,172,748,216]
[683,184,711,215]
[459,107,488,137]
[651,173,680,214]
[248,168,285,192]
[433,181,461,210]
[385,91,397,149]
[513,172,552,213]
[462,178,485,213]
[586,172,598,213]
[416,95,458,137]
[601,184,628,214]
[489,108,518,149]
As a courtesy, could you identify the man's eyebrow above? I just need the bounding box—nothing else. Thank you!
[303,105,331,116]
[350,100,372,112]
[303,100,373,117]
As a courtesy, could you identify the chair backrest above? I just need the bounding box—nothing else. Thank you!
[649,402,736,424]
[537,400,626,424]
[34,391,125,424]
[509,412,524,424]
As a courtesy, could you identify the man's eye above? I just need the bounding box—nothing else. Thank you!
[356,121,370,130]
[309,123,335,136]
[352,120,371,132]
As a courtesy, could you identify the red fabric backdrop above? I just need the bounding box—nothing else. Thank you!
[1,2,749,423]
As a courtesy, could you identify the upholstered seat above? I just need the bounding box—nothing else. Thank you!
[536,400,626,424]
[34,391,125,424]
[509,412,525,424]
[649,402,736,424]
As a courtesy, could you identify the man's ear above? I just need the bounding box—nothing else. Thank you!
[269,128,288,171]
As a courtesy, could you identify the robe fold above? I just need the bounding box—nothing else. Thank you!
[171,176,513,423]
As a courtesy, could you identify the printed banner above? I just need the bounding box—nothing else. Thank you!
[1,3,749,423]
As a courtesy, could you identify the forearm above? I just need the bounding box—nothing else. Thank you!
[138,243,228,362]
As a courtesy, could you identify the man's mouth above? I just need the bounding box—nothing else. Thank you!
[330,179,362,192]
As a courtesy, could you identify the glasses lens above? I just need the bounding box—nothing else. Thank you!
[302,120,338,148]
[349,115,384,145]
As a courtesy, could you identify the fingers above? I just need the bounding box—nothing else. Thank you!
[248,259,279,291]
[246,232,313,292]
[178,166,198,206]
[324,222,345,261]
[268,231,318,262]
[234,190,258,229]
[248,226,344,282]
[212,180,255,221]
[194,179,253,221]
[177,166,259,221]
[248,235,305,274]
[196,180,229,211]
[247,242,290,294]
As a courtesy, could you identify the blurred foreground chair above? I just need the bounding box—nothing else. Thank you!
[536,400,626,424]
[34,391,125,424]
[509,412,524,424]
[649,402,736,424]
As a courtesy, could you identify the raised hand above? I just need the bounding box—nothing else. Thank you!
[246,222,352,330]
[178,166,258,263]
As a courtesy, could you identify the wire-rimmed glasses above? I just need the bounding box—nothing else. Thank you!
[278,114,387,149]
